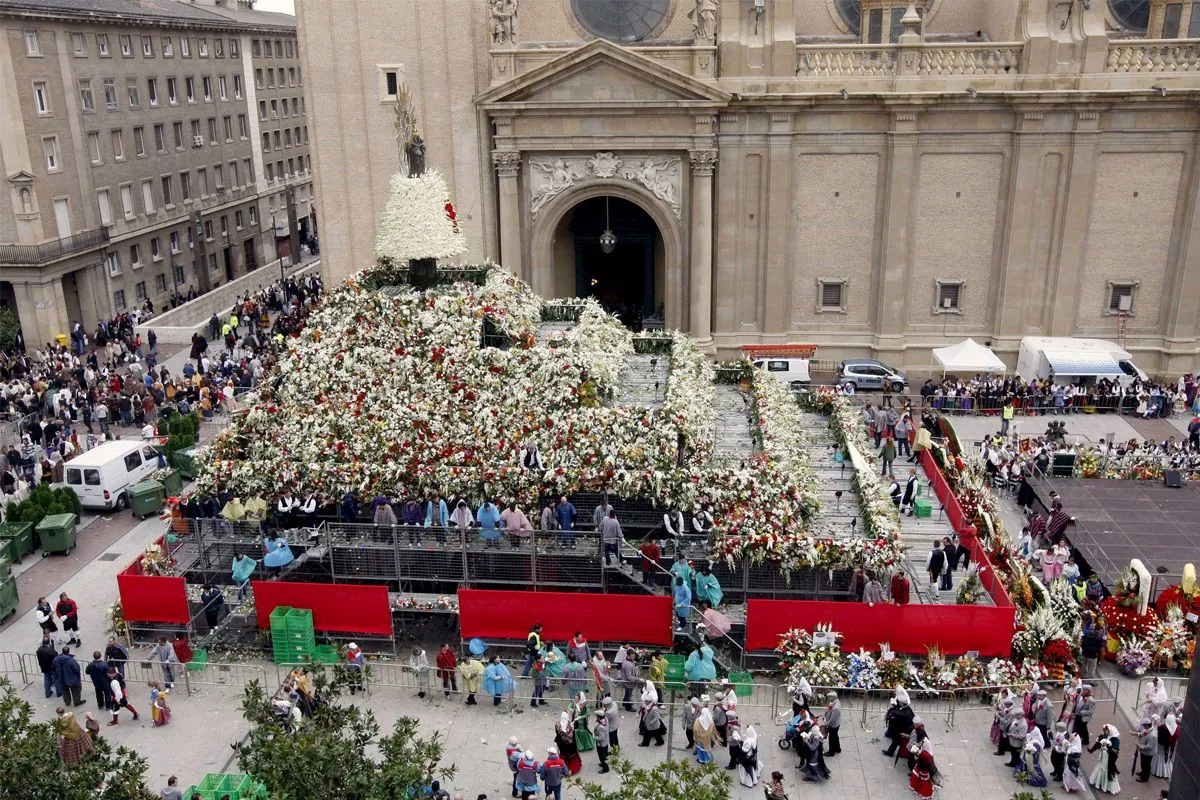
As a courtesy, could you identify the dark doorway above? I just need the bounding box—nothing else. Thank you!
[223,246,235,282]
[243,238,258,272]
[570,196,656,329]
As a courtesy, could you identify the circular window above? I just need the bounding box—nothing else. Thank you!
[834,0,861,35]
[1109,0,1149,31]
[570,0,671,43]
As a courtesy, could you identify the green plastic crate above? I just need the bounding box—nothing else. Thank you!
[285,607,313,631]
[268,606,293,628]
[913,498,933,518]
[727,671,753,696]
[237,776,268,798]
[311,644,338,664]
[197,775,222,792]
[186,647,208,672]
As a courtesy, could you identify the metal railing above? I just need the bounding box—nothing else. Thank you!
[0,651,29,686]
[0,227,108,264]
[1133,675,1187,715]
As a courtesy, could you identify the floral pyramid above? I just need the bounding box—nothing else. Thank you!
[374,169,468,263]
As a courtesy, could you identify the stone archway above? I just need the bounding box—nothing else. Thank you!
[530,180,687,329]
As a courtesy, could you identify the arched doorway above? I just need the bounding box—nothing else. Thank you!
[552,196,664,329]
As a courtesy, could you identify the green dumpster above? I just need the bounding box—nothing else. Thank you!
[37,513,78,556]
[162,469,184,497]
[0,521,34,563]
[129,480,165,519]
[0,572,17,622]
[172,446,199,479]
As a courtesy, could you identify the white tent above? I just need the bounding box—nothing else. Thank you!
[932,338,1006,374]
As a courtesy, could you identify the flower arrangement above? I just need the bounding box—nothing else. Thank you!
[1098,596,1158,638]
[956,566,985,605]
[1116,637,1153,677]
[105,600,128,640]
[876,648,912,689]
[374,169,469,262]
[1152,605,1192,664]
[846,649,881,689]
[394,595,459,612]
[139,543,173,576]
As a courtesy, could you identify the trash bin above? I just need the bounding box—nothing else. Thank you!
[0,570,17,622]
[54,333,68,347]
[162,469,184,497]
[172,446,198,479]
[37,513,78,556]
[128,479,165,519]
[0,521,34,563]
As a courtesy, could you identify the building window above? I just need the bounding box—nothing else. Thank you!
[248,205,258,225]
[147,78,158,106]
[252,39,261,57]
[275,40,283,57]
[1107,282,1137,314]
[230,38,240,57]
[255,68,263,89]
[162,175,173,205]
[817,280,847,313]
[286,39,294,58]
[181,37,191,58]
[204,219,213,240]
[220,214,228,236]
[207,117,218,144]
[72,32,86,56]
[223,115,233,141]
[173,121,184,149]
[230,160,240,186]
[142,35,154,57]
[170,231,180,253]
[88,131,102,164]
[42,136,60,172]
[233,74,242,98]
[273,130,281,150]
[202,76,212,101]
[258,100,267,120]
[215,38,224,58]
[185,76,195,103]
[935,280,963,313]
[284,129,292,147]
[150,237,162,261]
[187,225,194,248]
[133,126,145,156]
[270,99,278,118]
[33,81,49,114]
[127,79,140,108]
[106,251,120,276]
[191,119,202,141]
[103,78,117,110]
[162,36,173,57]
[111,129,124,160]
[198,38,209,57]
[261,132,270,152]
[244,158,254,183]
[173,264,185,285]
[286,158,294,176]
[130,243,142,267]
[1163,2,1184,38]
[267,68,275,88]
[155,273,167,293]
[96,33,110,57]
[288,67,296,87]
[136,281,147,301]
[77,79,94,112]
[180,171,191,200]
[119,35,132,57]
[154,123,165,152]
[238,114,248,139]
[113,289,126,310]
[25,30,40,56]
[218,75,227,100]
[141,180,155,213]
[96,189,112,225]
[198,167,208,195]
[214,164,224,190]
[235,209,244,229]
[266,162,274,182]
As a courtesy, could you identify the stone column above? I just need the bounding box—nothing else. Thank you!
[491,150,524,283]
[876,111,919,352]
[688,149,718,352]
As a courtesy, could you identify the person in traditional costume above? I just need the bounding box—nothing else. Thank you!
[693,705,718,764]
[1050,721,1069,781]
[738,724,762,787]
[563,654,588,700]
[568,631,590,664]
[1087,724,1120,795]
[554,711,582,774]
[802,728,831,782]
[591,651,613,697]
[149,683,171,727]
[483,654,515,707]
[1004,715,1030,768]
[683,696,701,748]
[572,692,595,753]
[57,711,94,765]
[1152,712,1179,780]
[1141,677,1170,721]
[909,737,936,798]
[1048,500,1072,541]
[1062,732,1087,793]
[992,697,1015,751]
[883,690,915,757]
[694,561,723,608]
[1016,727,1048,786]
[1135,717,1157,783]
[791,674,813,714]
[603,695,621,754]
[540,642,566,681]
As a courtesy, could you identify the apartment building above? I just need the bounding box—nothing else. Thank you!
[0,0,313,347]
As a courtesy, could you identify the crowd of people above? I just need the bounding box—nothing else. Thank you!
[908,374,1198,418]
[0,273,322,502]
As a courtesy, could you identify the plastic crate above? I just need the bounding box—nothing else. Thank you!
[285,607,314,631]
[913,498,933,518]
[237,776,269,798]
[268,606,293,628]
[311,644,338,664]
[197,775,222,792]
[726,671,753,695]
[186,647,208,672]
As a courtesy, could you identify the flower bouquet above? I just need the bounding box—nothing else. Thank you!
[105,600,129,640]
[1116,637,1152,677]
[846,649,880,689]
[876,650,912,689]
[1098,596,1158,638]
[955,566,984,605]
[139,543,173,576]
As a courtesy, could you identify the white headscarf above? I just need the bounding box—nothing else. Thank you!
[1026,726,1046,750]
[742,724,758,752]
[794,675,812,699]
[558,711,571,733]
[1067,733,1082,755]
[894,685,910,706]
[641,680,658,706]
[1165,713,1179,736]
[614,645,629,665]
[697,707,714,731]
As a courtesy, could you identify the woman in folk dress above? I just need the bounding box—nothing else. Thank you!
[1152,712,1179,780]
[1087,724,1120,795]
[1062,732,1087,793]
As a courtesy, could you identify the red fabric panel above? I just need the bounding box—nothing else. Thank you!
[745,599,1014,657]
[458,589,673,646]
[251,581,393,635]
[117,574,190,624]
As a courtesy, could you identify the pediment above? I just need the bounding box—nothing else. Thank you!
[7,171,35,185]
[477,39,729,107]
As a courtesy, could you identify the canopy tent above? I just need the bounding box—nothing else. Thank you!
[932,338,1007,374]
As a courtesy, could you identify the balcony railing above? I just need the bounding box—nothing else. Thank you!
[0,227,109,265]
[795,42,1023,78]
[1107,38,1200,72]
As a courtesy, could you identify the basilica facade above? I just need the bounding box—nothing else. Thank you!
[298,0,1200,372]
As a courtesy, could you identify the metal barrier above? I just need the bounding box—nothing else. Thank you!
[176,661,268,696]
[840,389,1176,419]
[0,651,29,686]
[1133,675,1187,715]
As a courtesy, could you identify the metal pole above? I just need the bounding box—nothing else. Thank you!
[665,688,676,755]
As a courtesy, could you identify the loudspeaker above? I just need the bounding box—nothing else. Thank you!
[1165,470,1183,488]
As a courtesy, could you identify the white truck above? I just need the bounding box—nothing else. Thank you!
[1016,337,1147,386]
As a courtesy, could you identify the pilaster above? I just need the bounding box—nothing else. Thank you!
[1048,110,1102,336]
[491,149,525,285]
[688,149,718,353]
[876,110,920,343]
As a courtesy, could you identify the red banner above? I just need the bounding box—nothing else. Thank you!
[458,589,673,646]
[745,599,1014,657]
[251,581,393,635]
[117,573,190,624]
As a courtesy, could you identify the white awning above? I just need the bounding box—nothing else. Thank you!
[931,338,1007,373]
[1043,350,1125,377]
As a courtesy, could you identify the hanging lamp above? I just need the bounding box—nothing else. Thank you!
[599,195,617,254]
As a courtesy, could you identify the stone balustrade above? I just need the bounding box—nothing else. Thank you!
[796,45,897,77]
[796,42,1023,78]
[916,44,1023,76]
[1106,39,1200,72]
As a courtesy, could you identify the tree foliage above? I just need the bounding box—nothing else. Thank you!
[234,661,454,800]
[0,677,156,800]
[0,307,19,354]
[572,757,731,800]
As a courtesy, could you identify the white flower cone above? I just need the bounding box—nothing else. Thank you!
[374,169,468,262]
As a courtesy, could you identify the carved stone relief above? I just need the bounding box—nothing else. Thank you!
[528,152,683,218]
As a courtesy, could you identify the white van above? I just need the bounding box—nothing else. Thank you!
[752,358,812,390]
[64,440,164,510]
[1016,337,1148,387]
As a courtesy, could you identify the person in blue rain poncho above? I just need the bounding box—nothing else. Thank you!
[477,499,504,545]
[674,576,693,630]
[483,654,515,706]
[694,561,723,608]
